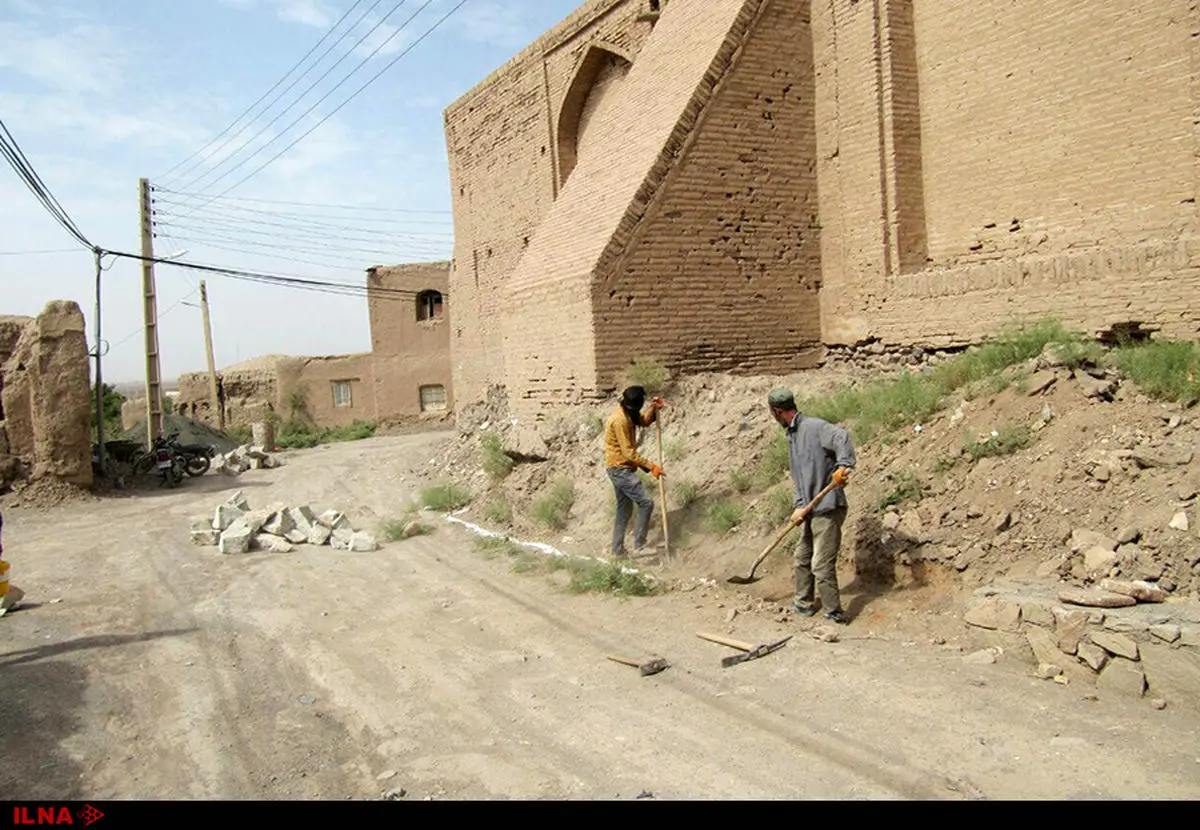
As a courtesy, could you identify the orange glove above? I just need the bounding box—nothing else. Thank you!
[648,464,664,479]
[651,397,666,409]
[832,467,851,488]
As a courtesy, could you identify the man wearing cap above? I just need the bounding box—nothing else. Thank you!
[767,388,856,623]
[604,386,666,559]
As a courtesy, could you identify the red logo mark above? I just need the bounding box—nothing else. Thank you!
[11,806,102,826]
[77,807,103,827]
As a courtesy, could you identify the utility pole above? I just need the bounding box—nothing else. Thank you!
[92,247,106,474]
[139,177,164,449]
[199,281,223,429]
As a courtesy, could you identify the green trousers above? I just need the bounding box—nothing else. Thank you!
[793,506,846,613]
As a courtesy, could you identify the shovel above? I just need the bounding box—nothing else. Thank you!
[726,480,841,585]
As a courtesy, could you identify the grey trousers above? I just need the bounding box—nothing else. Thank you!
[793,506,847,613]
[607,467,654,553]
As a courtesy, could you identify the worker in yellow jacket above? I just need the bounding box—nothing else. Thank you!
[603,386,665,559]
[0,507,22,617]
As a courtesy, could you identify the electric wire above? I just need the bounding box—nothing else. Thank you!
[150,187,451,214]
[168,0,466,219]
[167,0,418,202]
[155,0,369,185]
[0,117,93,249]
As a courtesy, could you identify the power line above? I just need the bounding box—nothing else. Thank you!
[150,197,453,228]
[0,248,84,256]
[167,0,417,202]
[161,239,443,274]
[155,216,454,247]
[169,0,465,218]
[158,229,447,261]
[150,187,451,214]
[0,117,93,249]
[156,0,369,185]
[151,203,454,235]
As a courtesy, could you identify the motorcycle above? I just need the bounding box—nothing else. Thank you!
[150,435,185,488]
[166,435,217,477]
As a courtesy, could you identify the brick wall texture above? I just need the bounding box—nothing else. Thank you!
[445,0,1200,423]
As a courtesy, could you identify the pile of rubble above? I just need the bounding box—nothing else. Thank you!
[213,445,285,476]
[190,491,379,554]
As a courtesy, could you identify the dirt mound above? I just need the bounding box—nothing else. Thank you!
[423,344,1200,607]
[119,415,243,456]
[1,477,98,510]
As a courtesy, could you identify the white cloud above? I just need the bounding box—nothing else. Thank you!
[218,0,336,29]
[449,0,540,49]
[0,19,134,95]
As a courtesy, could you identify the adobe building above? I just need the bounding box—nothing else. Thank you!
[169,261,452,430]
[444,0,1200,426]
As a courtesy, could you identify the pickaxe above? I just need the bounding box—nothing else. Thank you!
[606,654,671,676]
[696,631,793,668]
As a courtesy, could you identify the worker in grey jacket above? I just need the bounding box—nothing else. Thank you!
[767,388,855,624]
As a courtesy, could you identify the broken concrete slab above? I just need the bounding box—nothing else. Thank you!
[285,529,308,545]
[319,510,352,531]
[288,505,318,532]
[1097,657,1146,699]
[1139,644,1200,713]
[349,531,380,552]
[253,534,294,554]
[308,523,332,546]
[224,490,251,511]
[1090,631,1139,661]
[1076,641,1109,672]
[263,509,296,538]
[1057,587,1137,608]
[963,597,1022,632]
[218,520,252,555]
[213,504,246,532]
[330,529,353,551]
[242,509,273,537]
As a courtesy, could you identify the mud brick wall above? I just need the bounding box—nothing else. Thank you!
[815,0,1200,346]
[592,0,824,390]
[367,262,453,419]
[279,355,376,429]
[443,0,654,407]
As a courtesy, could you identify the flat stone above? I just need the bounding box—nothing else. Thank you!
[1097,657,1146,699]
[1139,643,1200,713]
[218,520,252,555]
[1115,526,1140,545]
[1151,698,1167,710]
[1036,557,1064,579]
[190,529,219,547]
[285,529,309,545]
[308,523,332,546]
[1131,450,1194,468]
[992,511,1012,533]
[1168,511,1189,532]
[1150,624,1181,643]
[1036,662,1063,679]
[1076,641,1109,672]
[966,504,985,519]
[213,504,245,532]
[242,509,272,537]
[1057,587,1137,608]
[1027,626,1064,666]
[1083,546,1119,576]
[1090,631,1139,660]
[1021,602,1055,629]
[1079,374,1118,401]
[1025,371,1058,396]
[288,505,319,533]
[253,533,294,553]
[1053,608,1090,654]
[1175,483,1197,501]
[963,649,998,665]
[1100,578,1168,603]
[224,490,251,511]
[964,597,1023,632]
[1102,616,1150,635]
[1070,529,1118,553]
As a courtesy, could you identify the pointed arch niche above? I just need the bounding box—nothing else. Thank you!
[556,44,633,188]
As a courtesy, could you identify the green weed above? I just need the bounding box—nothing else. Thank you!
[565,559,664,597]
[1114,339,1200,403]
[480,432,515,482]
[705,500,745,534]
[622,357,671,395]
[878,469,924,510]
[483,496,513,525]
[964,424,1034,461]
[672,479,701,509]
[420,483,473,512]
[533,479,576,530]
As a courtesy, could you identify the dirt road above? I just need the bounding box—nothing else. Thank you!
[2,433,1199,800]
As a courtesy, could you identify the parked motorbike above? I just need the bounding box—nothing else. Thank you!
[166,435,217,477]
[150,435,185,488]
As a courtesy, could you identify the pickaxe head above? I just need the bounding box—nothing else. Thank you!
[720,636,792,668]
[639,658,670,676]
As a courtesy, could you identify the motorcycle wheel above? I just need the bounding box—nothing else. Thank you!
[132,453,156,477]
[185,456,211,477]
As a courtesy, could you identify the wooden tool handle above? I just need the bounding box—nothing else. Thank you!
[743,479,843,577]
[606,654,640,668]
[655,418,671,559]
[696,631,753,652]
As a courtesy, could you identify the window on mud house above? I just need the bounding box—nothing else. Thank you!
[419,385,447,413]
[332,380,353,408]
[417,290,443,322]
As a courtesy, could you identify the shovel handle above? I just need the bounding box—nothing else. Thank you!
[696,631,754,652]
[606,654,641,668]
[740,479,843,579]
[655,417,670,559]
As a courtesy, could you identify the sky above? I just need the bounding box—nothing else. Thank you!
[0,0,580,385]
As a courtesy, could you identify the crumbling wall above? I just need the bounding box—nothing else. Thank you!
[0,301,92,489]
[278,354,376,428]
[368,262,453,420]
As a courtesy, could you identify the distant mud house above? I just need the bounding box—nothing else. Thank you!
[167,261,452,430]
[444,0,1200,424]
